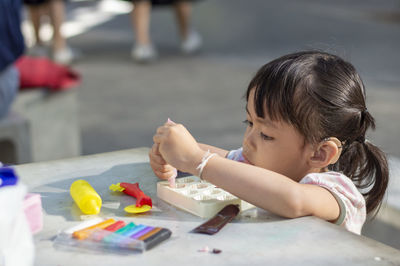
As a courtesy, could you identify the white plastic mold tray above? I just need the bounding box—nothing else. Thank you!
[157,176,254,218]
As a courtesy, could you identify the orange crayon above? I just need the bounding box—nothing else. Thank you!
[73,218,116,240]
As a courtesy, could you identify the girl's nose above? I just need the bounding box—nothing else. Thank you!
[243,128,256,150]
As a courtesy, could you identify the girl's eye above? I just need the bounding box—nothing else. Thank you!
[243,119,253,127]
[260,132,274,141]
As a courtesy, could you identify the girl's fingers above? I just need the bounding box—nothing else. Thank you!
[152,143,161,156]
[156,125,171,134]
[154,123,179,143]
[149,160,168,173]
[151,163,176,180]
[156,126,164,135]
[154,170,176,180]
[149,150,166,165]
[153,133,163,144]
[156,123,177,135]
[149,156,175,172]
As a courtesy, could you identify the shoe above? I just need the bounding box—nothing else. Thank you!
[53,46,78,65]
[181,31,202,54]
[28,44,49,57]
[131,44,157,63]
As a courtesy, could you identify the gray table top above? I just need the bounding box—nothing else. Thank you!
[15,148,400,266]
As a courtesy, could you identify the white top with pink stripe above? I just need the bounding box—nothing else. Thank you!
[300,172,366,234]
[227,148,366,234]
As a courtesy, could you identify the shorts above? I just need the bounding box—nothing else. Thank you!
[131,0,199,6]
[23,0,67,6]
[23,0,49,5]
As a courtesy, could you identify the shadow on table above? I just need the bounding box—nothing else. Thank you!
[35,162,284,224]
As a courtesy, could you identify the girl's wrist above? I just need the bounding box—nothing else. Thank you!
[188,150,218,179]
[188,149,208,176]
[196,151,217,180]
[189,151,202,175]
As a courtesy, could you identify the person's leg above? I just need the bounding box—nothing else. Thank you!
[27,4,47,46]
[48,0,76,64]
[174,1,202,54]
[131,0,152,46]
[174,1,191,40]
[130,1,157,62]
[48,0,66,52]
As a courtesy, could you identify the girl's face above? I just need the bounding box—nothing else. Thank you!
[242,90,314,181]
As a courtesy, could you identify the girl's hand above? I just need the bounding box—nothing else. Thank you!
[153,121,204,175]
[148,143,177,180]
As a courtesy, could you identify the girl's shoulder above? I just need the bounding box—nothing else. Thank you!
[300,171,362,200]
[300,171,350,184]
[300,171,366,234]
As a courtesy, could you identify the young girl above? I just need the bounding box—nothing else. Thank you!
[149,51,389,235]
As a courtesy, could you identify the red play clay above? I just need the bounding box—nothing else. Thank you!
[119,182,153,207]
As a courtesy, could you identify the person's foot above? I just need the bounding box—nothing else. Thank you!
[181,31,202,54]
[53,46,78,65]
[131,44,157,63]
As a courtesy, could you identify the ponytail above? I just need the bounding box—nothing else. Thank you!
[334,139,389,215]
[362,141,389,214]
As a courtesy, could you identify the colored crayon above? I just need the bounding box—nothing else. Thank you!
[124,225,147,237]
[103,222,136,243]
[142,228,172,250]
[113,222,137,235]
[73,218,116,240]
[90,220,126,241]
[64,218,104,234]
[138,227,162,241]
[130,226,154,239]
[105,220,126,231]
[115,225,148,246]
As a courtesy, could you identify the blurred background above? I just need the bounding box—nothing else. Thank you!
[17,0,400,250]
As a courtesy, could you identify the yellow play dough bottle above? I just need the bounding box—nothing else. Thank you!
[70,180,102,215]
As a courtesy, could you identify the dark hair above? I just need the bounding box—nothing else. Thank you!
[246,51,389,215]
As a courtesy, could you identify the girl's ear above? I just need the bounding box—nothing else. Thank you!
[309,137,342,169]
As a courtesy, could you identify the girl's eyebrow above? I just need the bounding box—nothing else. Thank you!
[245,106,277,129]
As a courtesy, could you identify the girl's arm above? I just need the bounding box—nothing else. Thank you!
[153,122,340,222]
[198,143,229,158]
[201,156,340,221]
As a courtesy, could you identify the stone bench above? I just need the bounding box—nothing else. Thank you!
[0,112,31,164]
[0,88,81,164]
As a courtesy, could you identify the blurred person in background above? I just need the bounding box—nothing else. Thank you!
[131,0,202,62]
[24,0,76,65]
[0,0,24,118]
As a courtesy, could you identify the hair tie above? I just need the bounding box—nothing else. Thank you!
[357,108,369,144]
[355,135,366,144]
[359,108,368,131]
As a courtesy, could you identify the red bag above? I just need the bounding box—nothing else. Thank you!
[15,56,81,91]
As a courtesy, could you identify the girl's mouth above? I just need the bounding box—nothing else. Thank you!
[242,153,253,165]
